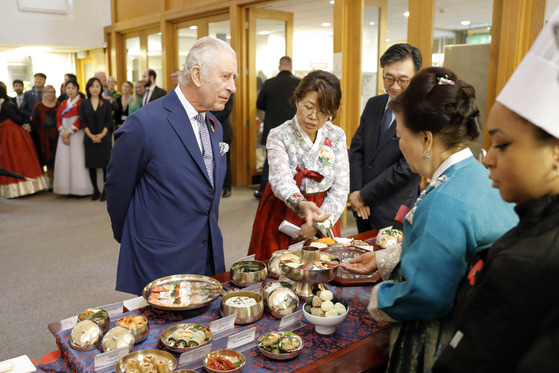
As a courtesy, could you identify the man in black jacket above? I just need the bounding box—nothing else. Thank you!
[254,56,300,198]
[349,44,422,232]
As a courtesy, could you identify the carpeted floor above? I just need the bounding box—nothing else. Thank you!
[0,186,357,362]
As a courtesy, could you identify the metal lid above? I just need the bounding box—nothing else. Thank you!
[102,326,135,352]
[70,320,103,351]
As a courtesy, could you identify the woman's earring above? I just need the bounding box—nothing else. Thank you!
[423,150,431,159]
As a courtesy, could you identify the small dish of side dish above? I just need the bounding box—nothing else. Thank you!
[257,331,304,360]
[204,350,245,372]
[160,323,212,353]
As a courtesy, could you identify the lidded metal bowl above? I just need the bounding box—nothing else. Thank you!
[230,260,267,287]
[266,287,299,319]
[268,250,288,278]
[220,291,264,324]
[77,307,110,332]
[70,320,103,351]
[102,326,135,352]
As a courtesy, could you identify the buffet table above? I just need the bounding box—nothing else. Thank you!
[37,231,389,373]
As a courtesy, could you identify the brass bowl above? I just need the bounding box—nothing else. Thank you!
[70,320,103,351]
[268,250,288,278]
[116,315,149,344]
[115,349,176,373]
[101,326,135,352]
[204,349,245,373]
[230,260,267,287]
[279,248,339,284]
[77,308,110,333]
[266,287,299,319]
[161,323,212,353]
[257,331,304,360]
[220,291,264,324]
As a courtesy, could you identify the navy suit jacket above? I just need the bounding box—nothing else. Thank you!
[105,90,226,295]
[349,94,420,230]
[20,89,42,122]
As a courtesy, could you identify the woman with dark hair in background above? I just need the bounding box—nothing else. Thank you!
[31,84,60,189]
[0,84,47,197]
[53,79,92,196]
[248,70,349,260]
[80,77,112,201]
[342,67,518,372]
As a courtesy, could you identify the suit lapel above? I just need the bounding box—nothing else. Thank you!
[164,94,213,186]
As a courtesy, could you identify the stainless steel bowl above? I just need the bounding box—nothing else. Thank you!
[115,349,177,373]
[230,260,267,287]
[257,331,304,360]
[70,320,103,351]
[161,323,212,353]
[115,315,149,344]
[279,248,340,283]
[204,349,245,373]
[268,250,288,278]
[101,326,135,352]
[77,307,110,333]
[220,291,264,324]
[266,287,299,319]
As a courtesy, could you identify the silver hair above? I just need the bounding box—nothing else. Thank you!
[180,36,236,85]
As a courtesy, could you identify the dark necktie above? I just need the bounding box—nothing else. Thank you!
[379,107,394,139]
[195,114,214,187]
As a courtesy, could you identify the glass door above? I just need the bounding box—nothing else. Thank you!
[247,8,293,181]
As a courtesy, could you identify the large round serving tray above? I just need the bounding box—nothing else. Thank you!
[279,250,339,284]
[142,274,222,311]
[115,349,176,373]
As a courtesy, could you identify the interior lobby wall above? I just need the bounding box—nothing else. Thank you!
[0,0,111,49]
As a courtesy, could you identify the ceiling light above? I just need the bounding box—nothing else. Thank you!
[403,11,410,17]
[386,39,390,42]
[329,0,335,4]
[189,26,198,30]
[321,22,331,27]
[461,20,471,26]
[369,21,375,26]
[226,35,231,40]
[258,31,270,35]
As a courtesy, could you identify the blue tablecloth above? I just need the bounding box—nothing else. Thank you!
[37,282,385,373]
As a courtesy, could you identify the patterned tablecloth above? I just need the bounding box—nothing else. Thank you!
[37,281,386,373]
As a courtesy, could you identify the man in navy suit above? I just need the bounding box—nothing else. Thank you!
[349,44,422,232]
[106,37,237,295]
[20,72,46,163]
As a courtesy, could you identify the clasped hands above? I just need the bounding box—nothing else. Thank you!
[90,133,103,143]
[61,132,71,145]
[293,201,331,242]
[349,191,371,220]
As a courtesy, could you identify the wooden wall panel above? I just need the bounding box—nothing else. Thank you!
[407,0,434,66]
[115,0,160,23]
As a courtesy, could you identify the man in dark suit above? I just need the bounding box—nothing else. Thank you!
[349,44,422,232]
[20,72,46,163]
[11,80,24,109]
[254,56,301,198]
[106,36,237,295]
[142,68,167,104]
[211,93,234,197]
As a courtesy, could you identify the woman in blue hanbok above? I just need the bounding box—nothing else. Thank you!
[342,67,518,372]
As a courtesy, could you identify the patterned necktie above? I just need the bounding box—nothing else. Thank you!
[379,107,394,139]
[195,114,214,187]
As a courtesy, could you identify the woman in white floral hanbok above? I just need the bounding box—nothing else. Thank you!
[248,70,349,260]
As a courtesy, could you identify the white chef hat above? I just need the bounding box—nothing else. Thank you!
[497,7,559,138]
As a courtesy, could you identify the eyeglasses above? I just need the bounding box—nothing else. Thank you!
[383,75,411,88]
[299,102,329,121]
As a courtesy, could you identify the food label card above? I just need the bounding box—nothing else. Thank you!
[123,296,148,311]
[243,283,262,294]
[100,302,124,318]
[279,309,304,329]
[50,315,78,334]
[227,327,256,350]
[179,343,212,367]
[233,254,255,263]
[210,314,236,335]
[94,347,128,372]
